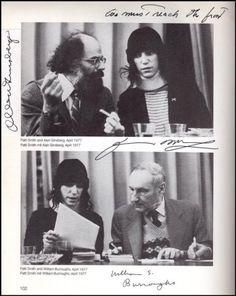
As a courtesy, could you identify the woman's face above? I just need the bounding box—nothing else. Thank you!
[134,50,160,79]
[60,183,83,210]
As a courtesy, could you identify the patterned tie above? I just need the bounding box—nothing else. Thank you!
[71,90,81,135]
[149,210,162,227]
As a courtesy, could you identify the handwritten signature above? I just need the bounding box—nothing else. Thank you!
[160,139,218,152]
[95,138,217,160]
[122,278,175,291]
[2,30,19,132]
[105,4,229,23]
[95,138,156,160]
[111,269,142,277]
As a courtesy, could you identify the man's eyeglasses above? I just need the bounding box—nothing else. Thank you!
[82,56,106,67]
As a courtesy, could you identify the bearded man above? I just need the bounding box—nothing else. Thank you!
[21,32,114,136]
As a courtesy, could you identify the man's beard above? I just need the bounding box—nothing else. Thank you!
[77,70,104,101]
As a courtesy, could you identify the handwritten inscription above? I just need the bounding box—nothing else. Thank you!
[111,269,142,277]
[186,6,228,23]
[160,139,218,152]
[122,278,175,291]
[105,4,179,18]
[95,138,155,160]
[95,138,218,160]
[2,30,19,132]
[105,4,229,23]
[110,269,175,291]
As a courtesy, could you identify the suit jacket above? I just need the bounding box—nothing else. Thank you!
[111,199,212,259]
[117,80,212,136]
[24,207,104,254]
[21,80,115,136]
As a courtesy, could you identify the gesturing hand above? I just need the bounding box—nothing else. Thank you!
[41,72,63,113]
[187,241,212,260]
[104,112,125,135]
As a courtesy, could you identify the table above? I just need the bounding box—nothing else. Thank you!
[21,254,213,266]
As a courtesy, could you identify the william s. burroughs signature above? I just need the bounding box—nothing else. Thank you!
[2,30,19,132]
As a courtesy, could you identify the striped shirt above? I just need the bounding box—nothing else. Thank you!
[144,84,169,136]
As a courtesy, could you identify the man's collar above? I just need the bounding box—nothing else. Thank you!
[155,198,165,217]
[58,73,74,102]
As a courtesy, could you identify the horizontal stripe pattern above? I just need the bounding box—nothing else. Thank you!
[144,86,169,136]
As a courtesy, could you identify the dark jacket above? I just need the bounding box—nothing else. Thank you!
[21,80,115,136]
[24,207,104,254]
[117,79,212,136]
[111,199,212,259]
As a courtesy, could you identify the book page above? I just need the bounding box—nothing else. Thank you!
[2,1,235,295]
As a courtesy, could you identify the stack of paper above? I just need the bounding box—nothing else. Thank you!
[140,258,175,264]
[54,203,99,250]
[108,254,134,263]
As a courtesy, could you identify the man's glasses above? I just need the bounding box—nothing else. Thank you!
[82,56,106,67]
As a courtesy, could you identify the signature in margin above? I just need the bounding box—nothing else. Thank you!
[160,139,218,152]
[2,30,19,132]
[95,138,156,160]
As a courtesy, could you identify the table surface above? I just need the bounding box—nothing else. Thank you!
[21,254,213,266]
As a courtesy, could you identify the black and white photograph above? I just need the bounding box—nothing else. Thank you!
[21,22,213,137]
[21,151,213,266]
[2,1,235,295]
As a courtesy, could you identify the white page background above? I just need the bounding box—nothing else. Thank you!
[2,1,235,295]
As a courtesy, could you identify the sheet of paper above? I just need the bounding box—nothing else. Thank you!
[54,203,99,250]
[140,259,175,265]
[108,254,134,263]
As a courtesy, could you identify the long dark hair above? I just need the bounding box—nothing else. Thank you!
[120,26,167,85]
[49,159,93,212]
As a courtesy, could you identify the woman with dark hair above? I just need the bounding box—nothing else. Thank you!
[24,159,104,255]
[105,26,212,136]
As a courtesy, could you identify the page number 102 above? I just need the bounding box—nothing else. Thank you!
[20,286,28,291]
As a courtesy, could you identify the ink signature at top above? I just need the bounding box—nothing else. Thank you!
[95,138,156,160]
[160,139,218,152]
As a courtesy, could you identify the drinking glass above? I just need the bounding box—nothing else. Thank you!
[22,246,37,254]
[56,240,73,264]
[132,123,156,137]
[164,123,187,137]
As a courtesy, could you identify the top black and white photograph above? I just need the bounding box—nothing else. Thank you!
[21,23,213,137]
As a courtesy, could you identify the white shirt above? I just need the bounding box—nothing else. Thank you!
[154,198,166,223]
[58,74,80,117]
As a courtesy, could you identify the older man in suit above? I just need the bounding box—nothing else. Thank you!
[21,32,115,136]
[110,162,212,260]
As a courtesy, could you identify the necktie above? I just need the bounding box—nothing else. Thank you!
[71,90,81,135]
[149,210,162,227]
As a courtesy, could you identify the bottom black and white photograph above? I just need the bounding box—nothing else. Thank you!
[21,151,213,266]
